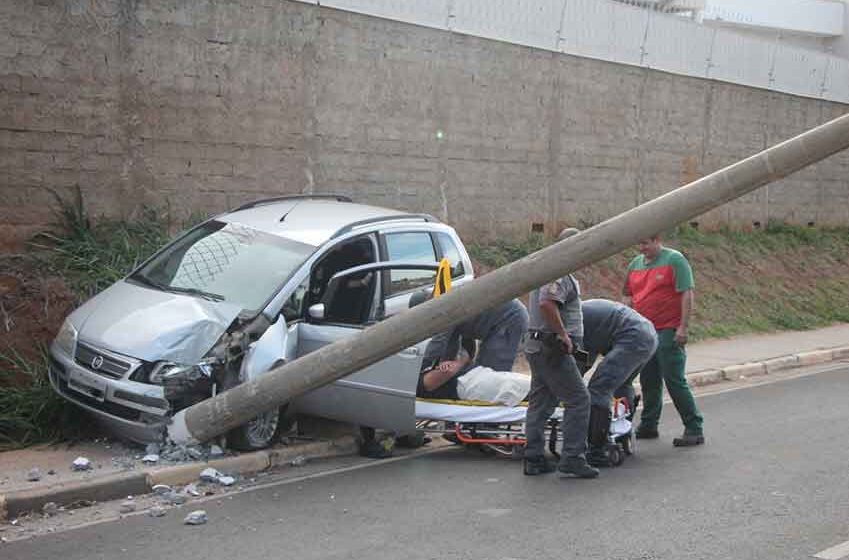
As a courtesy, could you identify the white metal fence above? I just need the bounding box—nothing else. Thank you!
[294,0,849,104]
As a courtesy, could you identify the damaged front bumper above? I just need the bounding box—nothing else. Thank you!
[48,341,172,444]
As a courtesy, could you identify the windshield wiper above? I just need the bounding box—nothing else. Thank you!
[132,275,225,302]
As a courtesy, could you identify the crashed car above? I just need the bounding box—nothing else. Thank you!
[48,195,474,449]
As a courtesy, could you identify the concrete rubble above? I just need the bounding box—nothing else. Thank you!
[148,506,167,518]
[184,510,208,525]
[71,457,91,471]
[26,468,42,481]
[119,500,137,513]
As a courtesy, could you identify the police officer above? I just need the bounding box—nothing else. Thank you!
[523,228,598,479]
[580,299,658,467]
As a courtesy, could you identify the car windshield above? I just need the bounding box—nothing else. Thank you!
[130,220,315,314]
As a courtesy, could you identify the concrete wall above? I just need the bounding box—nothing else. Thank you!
[1,0,848,250]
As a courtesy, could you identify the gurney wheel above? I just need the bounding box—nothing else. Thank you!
[622,431,635,456]
[607,444,624,467]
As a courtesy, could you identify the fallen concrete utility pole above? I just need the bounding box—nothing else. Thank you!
[169,112,849,444]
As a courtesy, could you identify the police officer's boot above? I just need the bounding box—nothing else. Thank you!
[586,405,612,468]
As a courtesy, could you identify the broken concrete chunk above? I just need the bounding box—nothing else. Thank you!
[161,491,187,505]
[142,454,160,464]
[183,483,200,497]
[218,476,235,486]
[185,447,204,461]
[26,468,42,481]
[148,506,167,518]
[184,510,208,525]
[71,457,91,471]
[42,502,58,517]
[152,484,172,495]
[199,468,223,483]
[119,501,137,514]
[209,445,224,457]
[290,455,307,467]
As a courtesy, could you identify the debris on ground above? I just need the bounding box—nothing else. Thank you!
[148,506,167,518]
[183,483,201,497]
[209,445,224,457]
[161,491,187,505]
[290,455,307,467]
[218,476,235,486]
[42,502,59,517]
[47,469,56,476]
[141,454,159,464]
[152,484,172,495]
[145,443,161,456]
[119,501,136,514]
[183,510,208,525]
[71,457,92,471]
[26,468,42,481]
[199,468,224,483]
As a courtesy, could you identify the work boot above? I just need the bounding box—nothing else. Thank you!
[673,433,705,447]
[635,425,659,439]
[586,445,612,468]
[523,455,555,476]
[557,456,600,479]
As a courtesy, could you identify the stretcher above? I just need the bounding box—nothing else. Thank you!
[415,396,636,465]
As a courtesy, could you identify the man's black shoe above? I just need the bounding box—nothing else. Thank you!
[523,456,555,476]
[586,446,612,468]
[557,456,600,479]
[635,425,659,440]
[673,433,705,447]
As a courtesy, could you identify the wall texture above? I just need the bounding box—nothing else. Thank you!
[1,0,848,250]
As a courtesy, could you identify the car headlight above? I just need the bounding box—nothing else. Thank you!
[54,319,78,356]
[148,361,214,385]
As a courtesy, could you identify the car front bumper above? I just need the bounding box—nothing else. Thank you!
[48,342,171,444]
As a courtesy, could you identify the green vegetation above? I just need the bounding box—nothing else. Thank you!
[31,188,173,301]
[470,224,849,342]
[0,349,87,449]
[0,190,183,449]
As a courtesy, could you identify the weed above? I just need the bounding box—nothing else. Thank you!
[0,349,92,449]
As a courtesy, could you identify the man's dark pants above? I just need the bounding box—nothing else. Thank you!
[525,338,589,460]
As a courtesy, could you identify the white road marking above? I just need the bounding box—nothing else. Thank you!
[815,540,849,560]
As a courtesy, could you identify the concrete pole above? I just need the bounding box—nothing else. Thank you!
[169,112,849,444]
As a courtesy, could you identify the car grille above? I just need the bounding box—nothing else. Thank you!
[75,343,132,379]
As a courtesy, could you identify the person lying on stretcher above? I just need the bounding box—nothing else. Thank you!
[416,344,531,407]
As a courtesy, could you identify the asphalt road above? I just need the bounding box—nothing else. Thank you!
[6,365,849,560]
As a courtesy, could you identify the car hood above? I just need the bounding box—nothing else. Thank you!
[69,280,243,364]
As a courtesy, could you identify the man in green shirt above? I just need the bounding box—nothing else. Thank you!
[624,234,704,446]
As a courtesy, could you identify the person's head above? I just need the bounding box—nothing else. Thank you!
[638,234,663,261]
[557,227,581,242]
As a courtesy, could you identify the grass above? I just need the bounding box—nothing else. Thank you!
[469,224,849,342]
[0,189,182,448]
[29,188,173,301]
[0,349,88,450]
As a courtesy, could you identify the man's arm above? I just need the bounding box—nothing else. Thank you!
[676,289,694,346]
[420,356,470,391]
[539,299,573,354]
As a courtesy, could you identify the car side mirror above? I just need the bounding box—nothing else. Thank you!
[308,303,326,321]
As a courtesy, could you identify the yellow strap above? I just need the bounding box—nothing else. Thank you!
[432,257,452,298]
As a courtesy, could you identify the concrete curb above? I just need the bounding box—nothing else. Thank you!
[0,436,359,522]
[686,345,849,388]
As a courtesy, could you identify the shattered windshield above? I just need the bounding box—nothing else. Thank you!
[130,220,315,314]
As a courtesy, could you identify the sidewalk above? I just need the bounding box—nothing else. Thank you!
[2,324,848,522]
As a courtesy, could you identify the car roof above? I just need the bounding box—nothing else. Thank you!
[218,197,433,246]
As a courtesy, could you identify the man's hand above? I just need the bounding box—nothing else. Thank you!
[436,359,467,377]
[675,325,689,346]
[557,333,574,354]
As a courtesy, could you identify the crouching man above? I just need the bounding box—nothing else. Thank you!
[580,299,658,467]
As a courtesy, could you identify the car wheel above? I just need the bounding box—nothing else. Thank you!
[227,405,287,451]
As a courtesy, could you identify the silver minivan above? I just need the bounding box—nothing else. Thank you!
[48,195,474,449]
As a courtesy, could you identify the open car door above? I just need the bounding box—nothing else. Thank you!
[293,262,441,435]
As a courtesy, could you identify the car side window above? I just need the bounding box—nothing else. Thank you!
[384,232,437,295]
[435,232,465,278]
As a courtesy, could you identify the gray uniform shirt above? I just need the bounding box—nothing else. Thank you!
[527,274,583,339]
